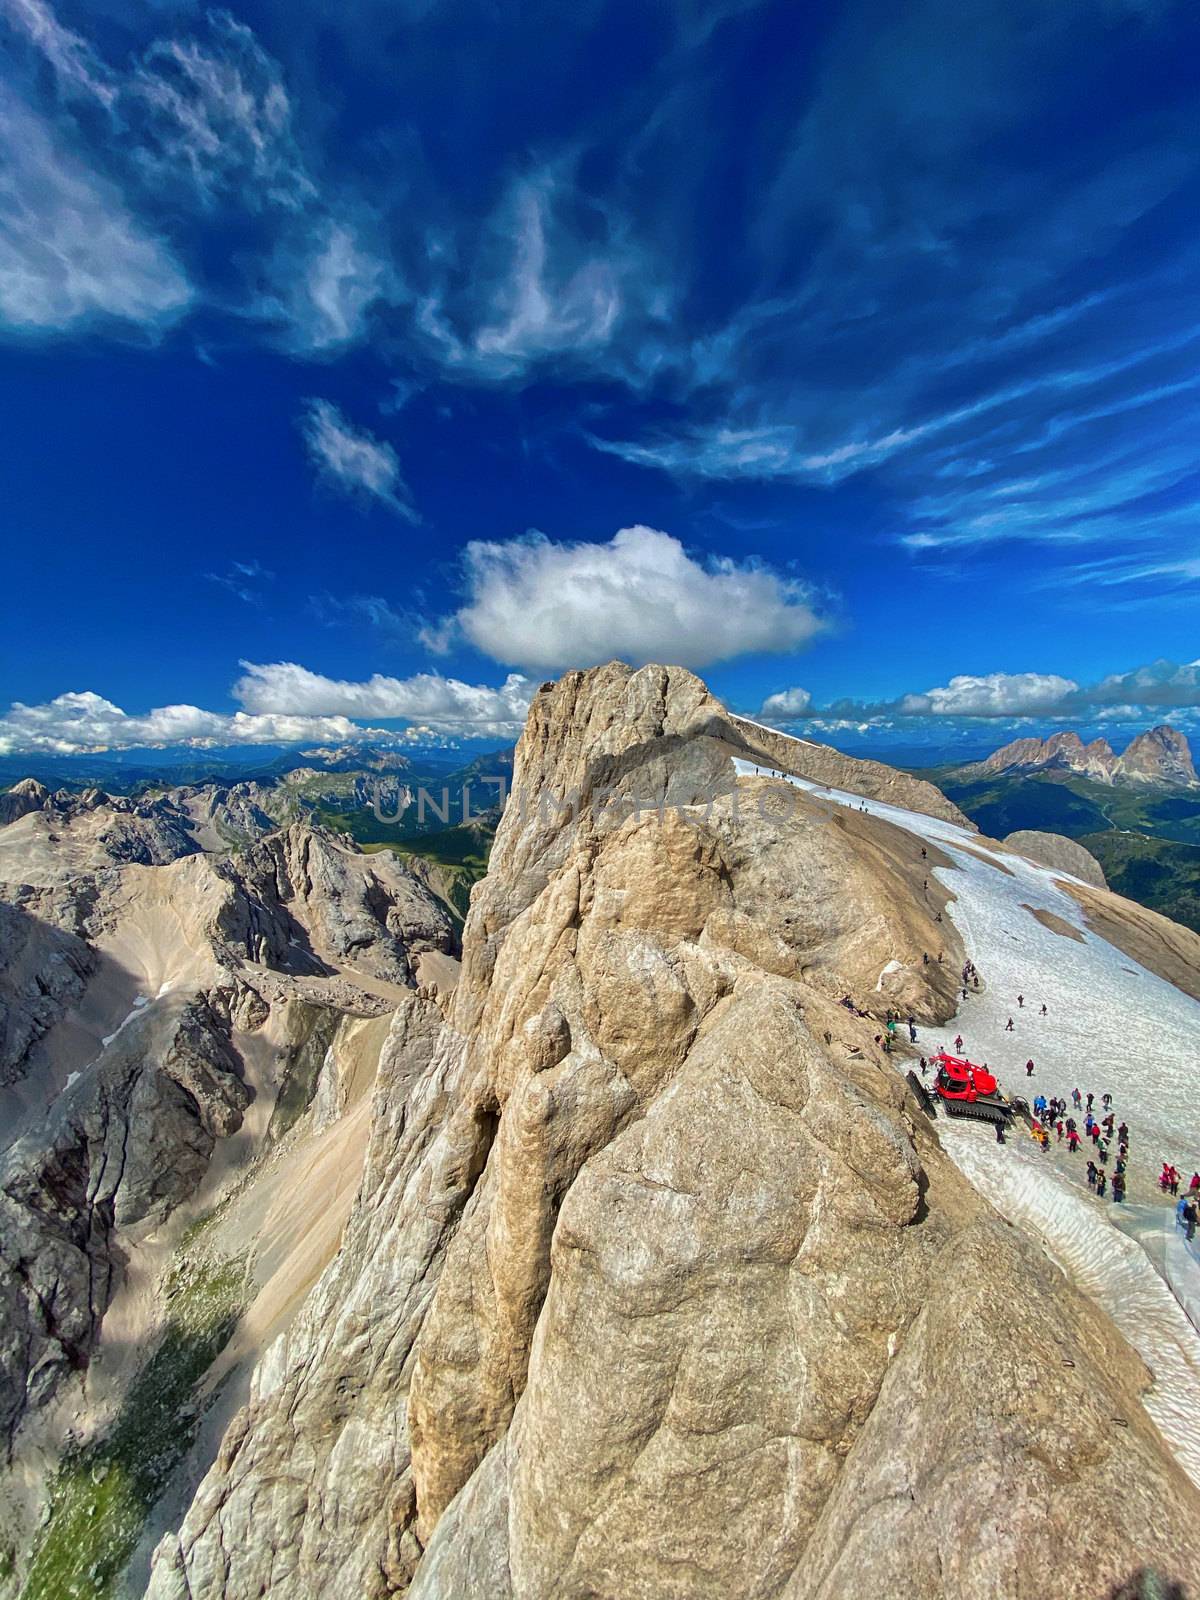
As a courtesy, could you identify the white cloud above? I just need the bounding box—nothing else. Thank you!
[897,671,1080,717]
[233,662,535,735]
[1086,658,1200,710]
[760,686,812,718]
[205,559,274,604]
[472,175,621,369]
[130,10,315,211]
[0,665,539,753]
[269,220,393,352]
[0,92,191,331]
[0,690,398,755]
[429,524,825,673]
[1,0,116,105]
[299,399,417,520]
[416,169,666,382]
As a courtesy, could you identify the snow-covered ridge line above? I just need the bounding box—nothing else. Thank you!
[727,712,818,747]
[733,756,1200,1484]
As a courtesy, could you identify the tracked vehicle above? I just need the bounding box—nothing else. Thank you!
[929,1050,1012,1126]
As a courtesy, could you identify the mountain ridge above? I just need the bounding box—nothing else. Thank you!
[976,723,1197,786]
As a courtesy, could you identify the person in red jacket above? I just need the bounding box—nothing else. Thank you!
[1066,1128,1081,1153]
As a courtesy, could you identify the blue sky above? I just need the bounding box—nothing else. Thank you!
[2,0,1199,757]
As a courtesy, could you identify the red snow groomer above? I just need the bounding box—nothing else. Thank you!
[928,1050,1012,1125]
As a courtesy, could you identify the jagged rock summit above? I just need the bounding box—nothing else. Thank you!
[146,663,1200,1600]
[979,723,1198,786]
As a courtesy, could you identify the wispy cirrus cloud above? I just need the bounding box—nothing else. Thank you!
[1,0,116,105]
[299,399,417,520]
[205,559,275,604]
[0,2,395,349]
[415,168,669,382]
[128,10,317,212]
[0,90,191,331]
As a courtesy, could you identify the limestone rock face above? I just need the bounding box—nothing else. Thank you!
[981,729,1118,782]
[214,824,456,983]
[1003,829,1108,888]
[148,664,1200,1600]
[0,779,49,828]
[1118,724,1197,786]
[978,724,1198,788]
[728,714,971,825]
[0,787,199,885]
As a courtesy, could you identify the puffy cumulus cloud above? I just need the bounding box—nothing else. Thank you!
[787,658,1200,726]
[891,660,1200,719]
[432,525,825,673]
[0,92,191,332]
[898,671,1080,718]
[299,399,417,520]
[759,686,812,719]
[233,662,535,736]
[0,690,397,755]
[1085,659,1200,710]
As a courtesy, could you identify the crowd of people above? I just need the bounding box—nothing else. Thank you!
[915,982,1198,1233]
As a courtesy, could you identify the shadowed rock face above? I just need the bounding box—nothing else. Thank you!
[0,997,248,1452]
[147,664,1200,1600]
[0,898,94,1085]
[0,805,459,1491]
[214,823,456,983]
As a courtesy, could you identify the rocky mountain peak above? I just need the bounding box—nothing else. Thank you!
[978,723,1197,786]
[0,778,49,827]
[142,661,1200,1600]
[1117,723,1197,785]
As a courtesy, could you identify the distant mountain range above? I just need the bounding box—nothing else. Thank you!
[974,724,1197,787]
[927,723,1200,933]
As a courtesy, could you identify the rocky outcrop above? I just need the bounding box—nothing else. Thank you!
[980,730,1118,781]
[0,898,94,1084]
[148,663,1200,1600]
[979,724,1198,787]
[181,781,281,847]
[214,824,456,984]
[1003,829,1107,888]
[1119,724,1197,786]
[0,779,49,828]
[0,787,199,885]
[0,995,248,1451]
